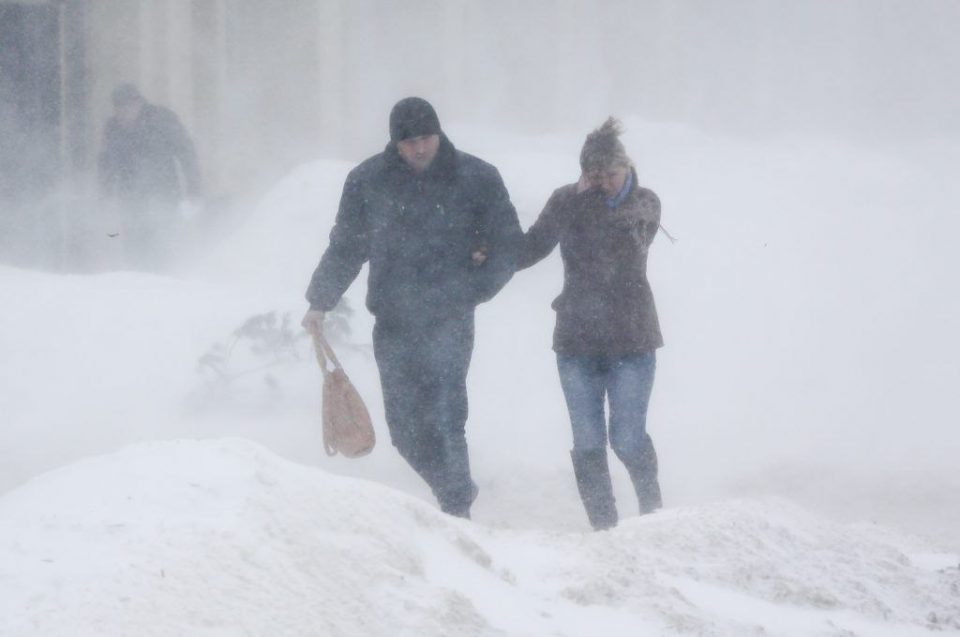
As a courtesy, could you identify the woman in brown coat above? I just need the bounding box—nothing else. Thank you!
[519,118,663,530]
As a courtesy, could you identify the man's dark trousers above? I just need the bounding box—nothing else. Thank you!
[372,312,477,517]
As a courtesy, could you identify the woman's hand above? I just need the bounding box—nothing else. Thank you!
[471,246,488,265]
[576,172,596,194]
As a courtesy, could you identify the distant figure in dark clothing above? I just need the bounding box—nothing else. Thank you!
[98,83,201,269]
[302,97,523,518]
[518,117,664,530]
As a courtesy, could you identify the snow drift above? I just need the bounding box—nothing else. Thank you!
[1,439,956,637]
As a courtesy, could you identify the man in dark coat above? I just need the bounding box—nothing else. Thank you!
[302,97,523,518]
[98,83,201,269]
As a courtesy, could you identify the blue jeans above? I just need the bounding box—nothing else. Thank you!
[557,351,657,457]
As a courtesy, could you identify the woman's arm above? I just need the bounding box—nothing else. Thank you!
[517,187,573,270]
[612,188,661,250]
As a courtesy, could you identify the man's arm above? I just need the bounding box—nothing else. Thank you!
[305,175,370,312]
[164,111,202,197]
[471,168,523,303]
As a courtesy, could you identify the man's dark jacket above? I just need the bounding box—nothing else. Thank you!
[519,170,664,355]
[306,136,522,324]
[98,103,201,203]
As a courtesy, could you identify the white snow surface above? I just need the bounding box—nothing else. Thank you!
[1,439,956,636]
[2,120,959,635]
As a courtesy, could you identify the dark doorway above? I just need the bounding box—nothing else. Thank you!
[0,2,62,265]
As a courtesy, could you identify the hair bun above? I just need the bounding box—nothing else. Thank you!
[580,117,630,171]
[595,117,625,139]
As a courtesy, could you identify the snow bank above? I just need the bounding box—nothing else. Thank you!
[1,440,956,636]
[192,159,353,296]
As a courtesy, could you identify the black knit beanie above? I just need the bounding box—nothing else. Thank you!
[112,82,143,107]
[389,97,442,142]
[580,117,630,171]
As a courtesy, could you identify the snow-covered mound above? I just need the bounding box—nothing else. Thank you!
[0,439,956,637]
[193,159,353,295]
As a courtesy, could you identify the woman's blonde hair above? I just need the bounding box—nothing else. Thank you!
[580,117,631,171]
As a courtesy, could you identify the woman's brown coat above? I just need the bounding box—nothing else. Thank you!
[519,171,663,355]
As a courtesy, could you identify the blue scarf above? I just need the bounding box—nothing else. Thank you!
[606,170,633,209]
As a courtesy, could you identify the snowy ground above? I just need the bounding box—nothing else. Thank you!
[1,439,957,636]
[1,120,959,635]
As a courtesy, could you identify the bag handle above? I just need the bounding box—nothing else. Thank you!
[310,329,343,377]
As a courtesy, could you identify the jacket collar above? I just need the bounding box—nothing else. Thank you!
[606,169,634,208]
[578,167,640,209]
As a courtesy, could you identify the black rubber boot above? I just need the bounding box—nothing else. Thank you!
[570,448,618,530]
[615,441,662,515]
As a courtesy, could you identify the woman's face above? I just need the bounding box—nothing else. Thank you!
[586,163,629,197]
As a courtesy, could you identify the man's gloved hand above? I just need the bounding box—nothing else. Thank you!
[301,309,326,337]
